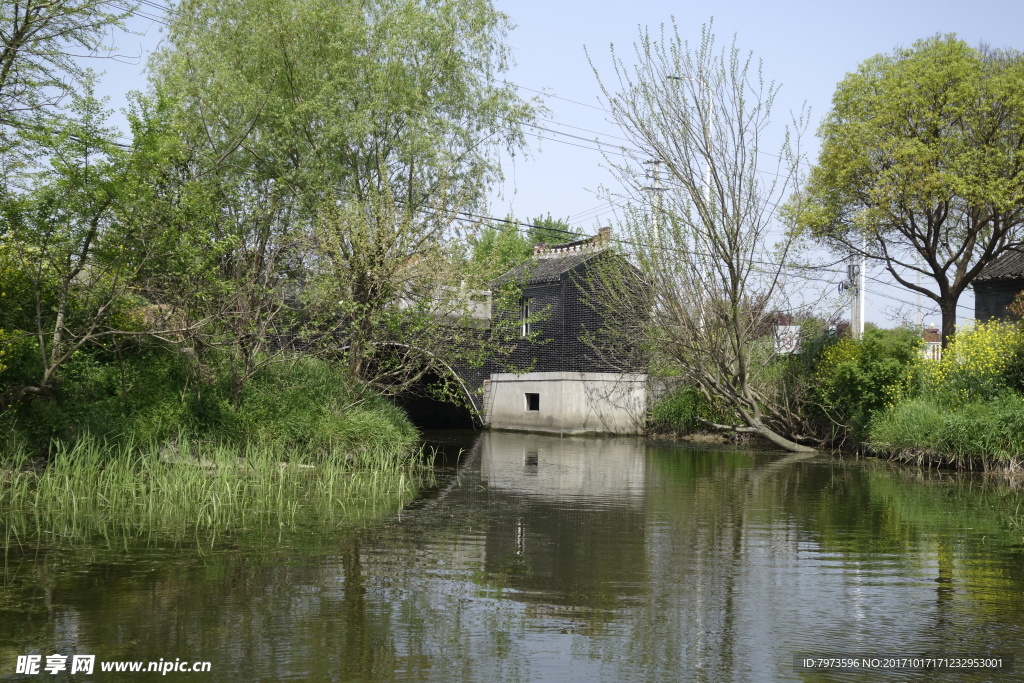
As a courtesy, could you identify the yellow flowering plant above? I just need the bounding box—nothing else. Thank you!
[925,320,1024,406]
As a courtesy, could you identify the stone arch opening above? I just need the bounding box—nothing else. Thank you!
[393,368,478,430]
[353,342,481,431]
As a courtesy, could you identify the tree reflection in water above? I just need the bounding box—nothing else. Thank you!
[1,432,1023,682]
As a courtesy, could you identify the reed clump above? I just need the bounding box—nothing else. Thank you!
[869,396,1024,469]
[0,434,426,546]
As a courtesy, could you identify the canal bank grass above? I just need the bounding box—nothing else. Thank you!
[0,434,428,546]
[869,396,1024,470]
[1,349,422,461]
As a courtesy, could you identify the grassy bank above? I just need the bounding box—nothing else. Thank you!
[868,396,1024,470]
[1,349,427,544]
[1,435,425,545]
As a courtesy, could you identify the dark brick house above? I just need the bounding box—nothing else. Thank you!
[482,229,649,434]
[489,227,644,375]
[973,248,1024,321]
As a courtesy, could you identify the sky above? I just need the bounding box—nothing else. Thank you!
[91,0,1024,328]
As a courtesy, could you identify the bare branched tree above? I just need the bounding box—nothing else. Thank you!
[591,21,818,452]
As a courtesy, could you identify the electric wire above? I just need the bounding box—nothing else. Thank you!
[22,2,985,324]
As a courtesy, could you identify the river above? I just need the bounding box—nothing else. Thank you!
[3,430,1024,681]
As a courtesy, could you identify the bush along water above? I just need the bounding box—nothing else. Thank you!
[810,327,924,446]
[649,385,737,437]
[869,320,1024,470]
[0,343,425,544]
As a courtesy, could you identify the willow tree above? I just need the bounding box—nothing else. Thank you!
[592,21,816,452]
[149,0,535,396]
[788,36,1024,345]
[1,0,133,137]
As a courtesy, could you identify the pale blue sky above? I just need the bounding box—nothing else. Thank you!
[92,0,1024,327]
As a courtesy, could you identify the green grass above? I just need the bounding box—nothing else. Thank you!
[649,385,735,435]
[869,395,1024,468]
[0,433,428,546]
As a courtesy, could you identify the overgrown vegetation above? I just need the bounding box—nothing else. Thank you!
[1,435,423,545]
[869,321,1024,467]
[647,317,837,446]
[0,341,417,459]
[0,342,425,543]
[649,319,1024,469]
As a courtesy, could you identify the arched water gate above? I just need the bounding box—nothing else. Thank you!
[348,342,484,430]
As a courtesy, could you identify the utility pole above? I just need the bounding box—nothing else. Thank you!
[642,158,666,246]
[847,247,866,339]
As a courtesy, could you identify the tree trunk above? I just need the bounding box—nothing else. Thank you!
[753,423,817,453]
[940,301,958,348]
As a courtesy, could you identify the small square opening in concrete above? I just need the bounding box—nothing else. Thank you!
[525,392,540,411]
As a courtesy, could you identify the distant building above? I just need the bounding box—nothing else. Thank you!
[921,324,941,361]
[973,248,1024,321]
[482,228,649,435]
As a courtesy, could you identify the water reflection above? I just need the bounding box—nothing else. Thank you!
[2,433,1024,682]
[478,432,646,505]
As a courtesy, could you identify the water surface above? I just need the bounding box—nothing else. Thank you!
[3,431,1023,681]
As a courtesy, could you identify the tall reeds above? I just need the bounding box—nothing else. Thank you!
[0,434,426,546]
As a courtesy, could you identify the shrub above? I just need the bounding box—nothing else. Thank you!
[233,358,418,460]
[649,385,733,434]
[811,327,923,439]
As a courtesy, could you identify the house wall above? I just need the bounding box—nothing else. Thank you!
[561,269,629,373]
[498,259,643,376]
[974,280,1024,321]
[483,371,648,435]
[506,282,565,372]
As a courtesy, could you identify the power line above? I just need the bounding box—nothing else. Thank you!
[536,116,634,144]
[500,79,607,112]
[112,1,170,26]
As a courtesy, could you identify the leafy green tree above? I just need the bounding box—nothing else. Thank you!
[528,213,580,245]
[469,214,581,282]
[0,88,184,404]
[149,0,535,396]
[1,0,133,159]
[788,36,1024,345]
[469,221,531,281]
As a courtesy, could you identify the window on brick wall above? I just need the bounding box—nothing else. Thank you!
[521,297,532,337]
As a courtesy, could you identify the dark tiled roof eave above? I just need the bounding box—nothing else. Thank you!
[975,248,1024,282]
[490,250,600,287]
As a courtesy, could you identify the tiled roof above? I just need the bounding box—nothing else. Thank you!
[976,248,1024,281]
[491,250,600,286]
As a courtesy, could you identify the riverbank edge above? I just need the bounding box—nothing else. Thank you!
[645,426,1024,475]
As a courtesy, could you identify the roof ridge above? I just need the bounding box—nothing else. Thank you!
[976,247,1024,281]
